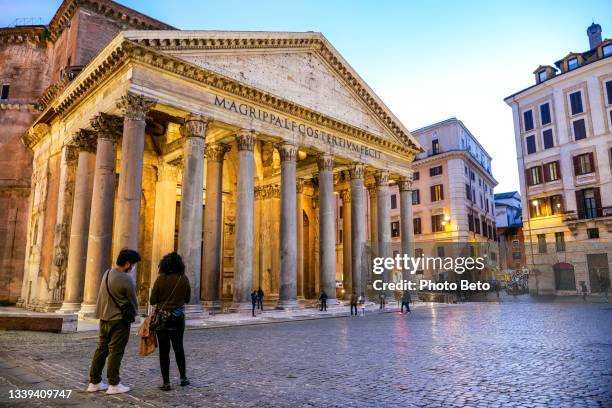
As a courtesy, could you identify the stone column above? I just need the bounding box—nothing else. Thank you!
[202,143,230,310]
[114,93,155,255]
[398,177,415,280]
[350,164,366,297]
[318,154,338,304]
[79,113,122,316]
[232,130,256,310]
[296,179,305,300]
[376,170,392,295]
[150,162,178,284]
[177,115,207,313]
[277,144,298,309]
[341,189,352,297]
[58,131,97,312]
[368,185,378,256]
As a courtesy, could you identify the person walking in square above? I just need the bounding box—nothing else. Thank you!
[581,281,588,301]
[251,290,258,317]
[350,292,358,316]
[401,291,411,314]
[319,290,328,311]
[87,249,140,395]
[379,293,386,310]
[257,287,264,310]
[150,252,191,391]
[359,293,366,316]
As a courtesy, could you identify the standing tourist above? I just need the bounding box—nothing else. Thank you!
[251,290,258,317]
[319,290,328,311]
[401,291,411,314]
[87,249,140,395]
[350,292,358,316]
[581,281,588,301]
[150,252,191,391]
[379,293,386,310]
[257,287,265,310]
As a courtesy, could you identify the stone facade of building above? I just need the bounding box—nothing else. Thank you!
[7,1,423,313]
[505,23,612,295]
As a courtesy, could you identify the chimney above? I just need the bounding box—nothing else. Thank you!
[587,22,602,50]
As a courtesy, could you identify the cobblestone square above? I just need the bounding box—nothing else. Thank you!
[1,300,611,407]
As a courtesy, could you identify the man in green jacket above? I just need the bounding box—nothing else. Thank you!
[86,249,140,395]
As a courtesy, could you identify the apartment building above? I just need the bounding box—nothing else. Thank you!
[504,23,611,295]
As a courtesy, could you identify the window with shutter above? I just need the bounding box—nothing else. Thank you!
[540,103,552,125]
[605,80,612,105]
[526,135,536,154]
[523,110,534,131]
[575,190,585,218]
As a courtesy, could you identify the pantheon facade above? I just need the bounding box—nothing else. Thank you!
[17,30,422,314]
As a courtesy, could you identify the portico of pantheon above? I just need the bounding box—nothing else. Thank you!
[18,31,422,314]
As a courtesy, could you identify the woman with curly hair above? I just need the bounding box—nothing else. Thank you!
[150,252,191,391]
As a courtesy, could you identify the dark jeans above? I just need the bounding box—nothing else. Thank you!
[257,298,263,310]
[156,318,186,385]
[350,304,357,315]
[89,319,131,386]
[320,300,327,311]
[401,302,410,313]
[252,303,256,316]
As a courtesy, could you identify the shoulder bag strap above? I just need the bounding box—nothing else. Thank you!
[105,269,122,309]
[158,275,182,310]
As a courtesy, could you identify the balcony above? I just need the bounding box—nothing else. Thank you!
[563,207,612,235]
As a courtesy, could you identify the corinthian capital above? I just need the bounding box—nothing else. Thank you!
[317,154,334,172]
[91,113,123,142]
[235,129,256,152]
[276,143,298,162]
[349,163,365,180]
[117,93,156,121]
[183,114,208,139]
[205,143,231,162]
[341,189,351,204]
[375,170,389,186]
[398,177,413,192]
[70,129,97,153]
[296,178,305,194]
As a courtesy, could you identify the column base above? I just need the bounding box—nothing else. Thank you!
[57,302,82,313]
[275,299,300,310]
[78,303,97,319]
[184,303,208,320]
[228,302,252,312]
[201,300,222,311]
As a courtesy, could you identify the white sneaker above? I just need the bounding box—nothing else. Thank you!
[106,383,130,395]
[86,382,108,392]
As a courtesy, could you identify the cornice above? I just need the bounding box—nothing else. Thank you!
[0,102,39,112]
[127,33,422,154]
[0,27,46,45]
[28,39,421,158]
[47,0,173,42]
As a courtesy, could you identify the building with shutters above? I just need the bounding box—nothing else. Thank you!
[504,23,612,296]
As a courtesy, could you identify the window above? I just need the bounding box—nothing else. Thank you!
[529,195,564,218]
[606,80,612,105]
[573,153,594,175]
[468,214,474,232]
[431,184,444,201]
[512,251,522,260]
[413,171,419,181]
[604,43,612,57]
[415,248,423,258]
[482,219,488,238]
[490,252,497,261]
[429,165,443,177]
[512,239,520,249]
[569,91,583,115]
[413,218,421,234]
[538,70,547,82]
[576,188,601,219]
[537,234,547,253]
[431,215,445,233]
[551,195,564,215]
[567,58,579,71]
[466,184,471,201]
[542,129,554,149]
[540,103,551,125]
[523,110,534,131]
[555,232,565,252]
[587,228,600,239]
[544,161,561,182]
[436,246,445,257]
[412,189,420,205]
[526,135,536,154]
[390,194,397,209]
[0,84,8,100]
[391,221,400,237]
[526,166,542,186]
[474,216,481,234]
[572,119,587,140]
[470,170,475,181]
[432,139,440,155]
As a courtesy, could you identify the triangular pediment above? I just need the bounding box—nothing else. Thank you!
[122,31,422,152]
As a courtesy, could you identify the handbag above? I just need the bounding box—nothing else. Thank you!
[151,276,182,331]
[105,270,137,324]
